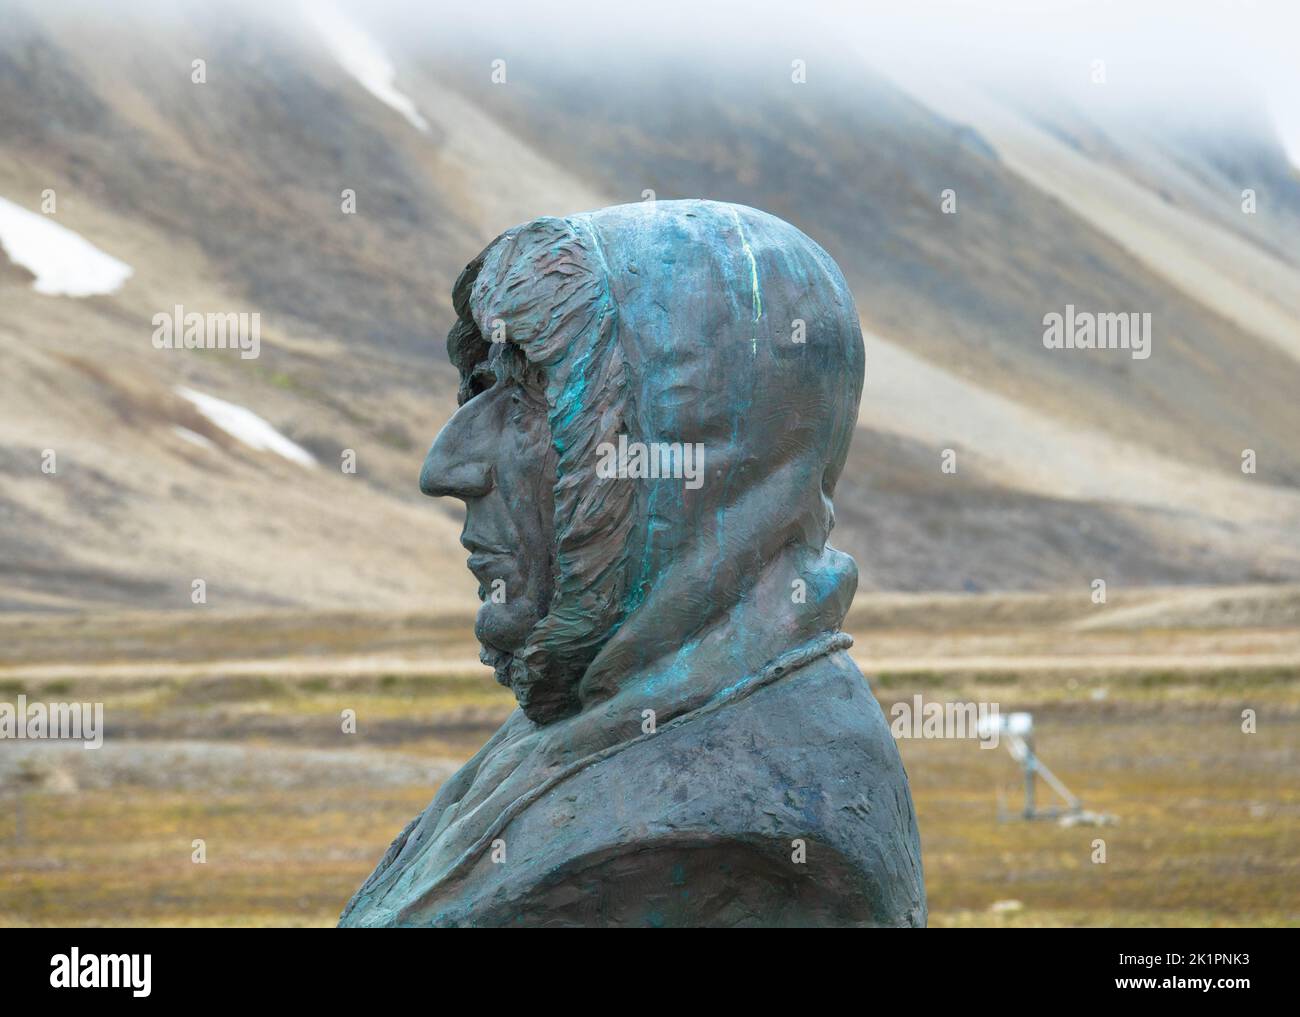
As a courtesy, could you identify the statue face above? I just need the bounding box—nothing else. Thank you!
[420,345,555,672]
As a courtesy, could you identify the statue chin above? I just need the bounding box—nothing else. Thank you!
[474,597,534,650]
[473,611,527,688]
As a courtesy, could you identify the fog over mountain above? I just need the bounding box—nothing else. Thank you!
[2,0,1298,611]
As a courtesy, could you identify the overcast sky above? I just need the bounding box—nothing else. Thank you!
[347,0,1300,165]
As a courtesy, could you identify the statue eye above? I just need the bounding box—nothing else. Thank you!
[468,364,496,399]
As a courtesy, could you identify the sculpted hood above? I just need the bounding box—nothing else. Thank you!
[339,200,899,926]
[454,198,865,722]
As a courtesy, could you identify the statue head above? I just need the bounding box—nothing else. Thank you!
[420,200,865,725]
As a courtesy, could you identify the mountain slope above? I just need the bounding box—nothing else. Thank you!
[1,0,1298,611]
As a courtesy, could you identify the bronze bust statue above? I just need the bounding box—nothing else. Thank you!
[340,200,926,928]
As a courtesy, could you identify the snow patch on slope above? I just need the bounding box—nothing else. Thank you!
[176,387,317,468]
[304,2,429,133]
[0,196,133,297]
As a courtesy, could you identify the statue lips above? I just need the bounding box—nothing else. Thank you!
[461,536,511,578]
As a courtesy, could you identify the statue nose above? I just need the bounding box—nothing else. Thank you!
[419,444,493,498]
[419,403,495,499]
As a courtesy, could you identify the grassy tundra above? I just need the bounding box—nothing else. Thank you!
[1,585,1297,927]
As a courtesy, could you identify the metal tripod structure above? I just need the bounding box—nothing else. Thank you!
[987,713,1082,821]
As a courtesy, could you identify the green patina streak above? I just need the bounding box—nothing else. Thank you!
[729,208,763,353]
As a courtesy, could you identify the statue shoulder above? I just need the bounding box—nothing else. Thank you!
[453,651,925,927]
